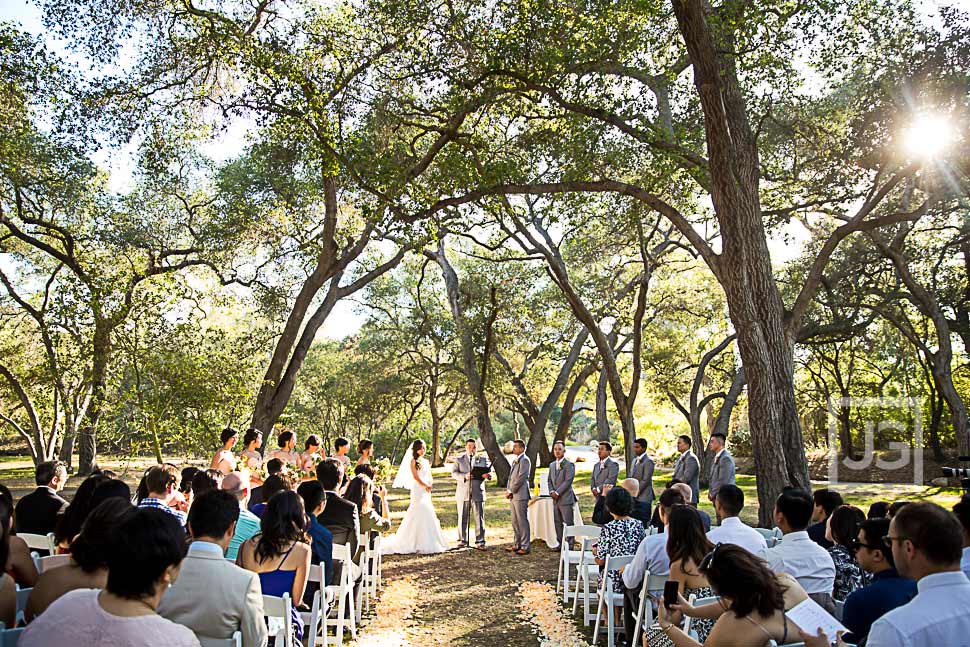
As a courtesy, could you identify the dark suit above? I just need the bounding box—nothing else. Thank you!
[808,520,833,549]
[247,485,265,512]
[630,500,652,528]
[15,486,66,535]
[317,490,361,583]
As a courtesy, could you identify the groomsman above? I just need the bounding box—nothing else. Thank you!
[629,438,655,513]
[506,439,532,555]
[547,441,576,548]
[452,438,490,550]
[707,432,736,507]
[590,441,619,525]
[671,435,700,504]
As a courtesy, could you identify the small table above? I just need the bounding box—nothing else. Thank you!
[527,496,583,548]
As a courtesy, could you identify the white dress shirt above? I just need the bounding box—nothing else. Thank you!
[622,530,669,593]
[760,530,835,595]
[707,516,768,555]
[867,570,970,647]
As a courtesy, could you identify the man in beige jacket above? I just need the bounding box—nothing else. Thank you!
[159,489,268,647]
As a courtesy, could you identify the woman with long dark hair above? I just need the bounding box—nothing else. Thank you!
[0,484,37,587]
[344,475,390,536]
[827,504,868,601]
[656,543,810,646]
[237,489,311,640]
[382,439,449,555]
[54,473,109,551]
[646,505,715,645]
[26,497,135,620]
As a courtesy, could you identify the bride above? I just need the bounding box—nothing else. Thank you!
[382,439,450,555]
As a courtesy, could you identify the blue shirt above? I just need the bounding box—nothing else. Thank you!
[841,568,917,643]
[307,516,333,586]
[227,506,261,561]
[867,570,970,646]
[138,497,188,527]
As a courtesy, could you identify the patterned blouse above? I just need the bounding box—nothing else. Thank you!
[830,543,869,601]
[596,517,646,592]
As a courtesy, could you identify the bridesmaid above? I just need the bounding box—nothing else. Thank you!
[240,428,264,484]
[356,439,374,467]
[300,435,324,472]
[268,430,300,467]
[210,427,238,475]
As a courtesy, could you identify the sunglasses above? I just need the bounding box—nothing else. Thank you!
[851,540,882,551]
[700,542,723,570]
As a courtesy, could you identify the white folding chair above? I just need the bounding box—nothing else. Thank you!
[756,527,776,540]
[647,526,658,536]
[17,533,56,555]
[322,543,357,646]
[198,632,242,647]
[372,534,383,593]
[766,536,779,548]
[262,592,294,647]
[682,593,697,639]
[37,554,71,573]
[14,587,31,626]
[0,627,24,647]
[357,532,377,615]
[592,554,635,647]
[834,599,844,621]
[571,537,602,625]
[631,571,669,642]
[557,525,600,602]
[767,642,807,647]
[300,564,326,647]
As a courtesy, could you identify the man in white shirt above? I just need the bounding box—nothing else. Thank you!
[760,488,836,613]
[621,488,685,645]
[158,489,268,646]
[802,502,970,647]
[706,484,767,555]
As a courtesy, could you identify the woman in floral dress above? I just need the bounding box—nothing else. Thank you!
[827,505,868,601]
[594,488,646,596]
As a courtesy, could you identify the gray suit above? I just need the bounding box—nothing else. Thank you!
[708,449,736,502]
[507,454,532,551]
[452,452,488,546]
[547,458,576,545]
[158,542,268,647]
[591,457,620,525]
[672,450,700,504]
[629,453,655,505]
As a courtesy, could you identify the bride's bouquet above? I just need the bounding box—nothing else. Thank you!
[371,457,393,485]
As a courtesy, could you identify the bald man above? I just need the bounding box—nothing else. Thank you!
[670,481,712,532]
[620,478,652,527]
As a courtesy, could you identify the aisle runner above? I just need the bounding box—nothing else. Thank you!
[351,578,420,647]
[517,581,592,647]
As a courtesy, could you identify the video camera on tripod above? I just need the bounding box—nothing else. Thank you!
[942,456,970,495]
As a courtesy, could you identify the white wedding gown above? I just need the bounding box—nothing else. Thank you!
[382,458,450,555]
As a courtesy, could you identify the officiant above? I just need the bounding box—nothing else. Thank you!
[452,438,491,550]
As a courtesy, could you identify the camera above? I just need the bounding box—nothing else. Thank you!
[942,456,970,495]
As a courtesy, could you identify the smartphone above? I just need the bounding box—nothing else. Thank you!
[663,580,679,609]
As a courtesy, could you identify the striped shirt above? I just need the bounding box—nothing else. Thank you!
[227,507,261,561]
[138,497,188,526]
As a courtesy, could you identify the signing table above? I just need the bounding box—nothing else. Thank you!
[527,496,584,549]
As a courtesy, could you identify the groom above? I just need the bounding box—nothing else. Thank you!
[505,438,531,555]
[452,438,491,550]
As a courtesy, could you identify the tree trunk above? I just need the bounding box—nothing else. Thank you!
[595,367,610,441]
[78,325,112,475]
[837,393,854,460]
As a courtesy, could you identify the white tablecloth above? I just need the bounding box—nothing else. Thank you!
[527,497,583,548]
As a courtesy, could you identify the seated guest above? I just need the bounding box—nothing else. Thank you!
[344,475,391,538]
[867,500,890,519]
[887,500,909,519]
[645,506,715,646]
[826,504,867,601]
[88,478,132,510]
[191,468,224,498]
[807,488,842,549]
[672,482,710,531]
[839,518,916,644]
[803,502,970,647]
[0,484,38,587]
[237,490,311,642]
[26,498,134,621]
[297,481,333,586]
[180,466,200,501]
[0,496,17,627]
[159,490,267,647]
[761,488,836,614]
[594,488,645,596]
[54,473,109,551]
[619,478,652,527]
[138,464,189,526]
[354,464,384,515]
[706,484,767,555]
[15,460,68,535]
[250,474,290,519]
[952,495,970,578]
[20,508,198,647]
[249,458,285,511]
[622,488,685,645]
[222,472,261,561]
[658,543,810,646]
[315,458,360,571]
